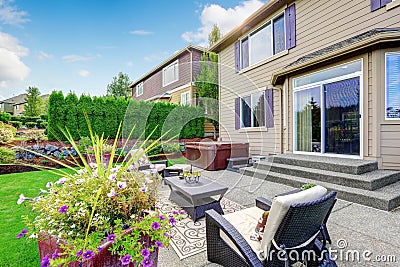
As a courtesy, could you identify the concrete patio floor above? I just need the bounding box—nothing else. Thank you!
[157,169,400,266]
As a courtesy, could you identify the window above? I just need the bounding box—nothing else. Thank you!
[181,91,190,106]
[15,105,19,110]
[240,92,265,128]
[371,0,393,11]
[136,82,143,97]
[385,52,400,119]
[163,60,179,87]
[239,14,285,68]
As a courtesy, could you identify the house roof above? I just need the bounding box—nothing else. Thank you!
[271,28,400,85]
[131,44,206,87]
[209,0,293,53]
[2,93,27,104]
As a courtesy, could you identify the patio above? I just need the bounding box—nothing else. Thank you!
[157,169,400,266]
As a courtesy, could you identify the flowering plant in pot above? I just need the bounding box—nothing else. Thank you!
[17,123,182,266]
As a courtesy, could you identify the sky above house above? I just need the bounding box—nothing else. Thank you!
[0,0,266,101]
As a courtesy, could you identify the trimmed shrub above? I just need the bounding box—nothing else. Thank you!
[40,114,48,121]
[9,121,22,129]
[25,122,37,128]
[77,94,92,138]
[47,91,65,141]
[0,147,15,164]
[64,93,79,140]
[0,112,11,123]
[39,121,48,129]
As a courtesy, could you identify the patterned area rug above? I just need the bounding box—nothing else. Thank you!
[157,193,244,259]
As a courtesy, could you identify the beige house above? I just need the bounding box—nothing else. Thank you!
[0,93,49,116]
[210,0,400,169]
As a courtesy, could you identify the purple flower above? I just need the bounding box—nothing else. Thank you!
[169,217,176,225]
[107,233,116,242]
[151,221,160,230]
[172,210,179,215]
[142,257,153,267]
[121,254,132,266]
[82,250,94,260]
[76,248,83,257]
[107,188,118,197]
[40,254,50,267]
[141,248,150,258]
[179,210,185,215]
[155,241,163,248]
[98,247,103,252]
[140,186,147,193]
[59,205,69,213]
[159,215,166,221]
[21,229,28,235]
[117,181,127,189]
[16,233,23,239]
[52,249,59,259]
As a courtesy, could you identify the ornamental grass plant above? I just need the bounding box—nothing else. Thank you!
[16,119,182,267]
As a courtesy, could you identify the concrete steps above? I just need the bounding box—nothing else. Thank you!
[240,154,400,211]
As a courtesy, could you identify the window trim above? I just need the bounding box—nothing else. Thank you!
[385,52,400,120]
[162,60,179,87]
[239,91,266,129]
[239,11,286,70]
[136,82,143,97]
[180,91,190,106]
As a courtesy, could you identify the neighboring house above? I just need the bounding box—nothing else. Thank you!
[210,0,400,169]
[0,93,49,116]
[131,45,205,106]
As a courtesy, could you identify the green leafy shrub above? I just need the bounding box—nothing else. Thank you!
[39,114,48,121]
[0,147,15,164]
[0,122,15,144]
[0,111,11,123]
[38,121,48,129]
[162,143,181,153]
[25,122,37,128]
[77,136,91,154]
[24,130,46,142]
[9,120,22,129]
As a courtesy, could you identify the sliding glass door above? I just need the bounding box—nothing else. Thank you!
[293,60,362,157]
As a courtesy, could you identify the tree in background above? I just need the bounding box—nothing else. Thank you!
[24,86,45,116]
[106,72,132,98]
[208,24,222,48]
[194,24,221,139]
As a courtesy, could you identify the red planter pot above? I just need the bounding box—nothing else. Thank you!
[38,233,159,267]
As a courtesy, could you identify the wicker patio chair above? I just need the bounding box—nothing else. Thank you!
[205,189,337,267]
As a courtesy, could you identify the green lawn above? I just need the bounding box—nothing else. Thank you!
[0,169,71,266]
[167,157,187,166]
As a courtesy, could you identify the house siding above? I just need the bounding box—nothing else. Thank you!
[169,86,197,106]
[217,0,400,168]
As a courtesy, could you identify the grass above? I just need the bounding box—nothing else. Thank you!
[167,157,187,166]
[12,136,27,141]
[0,169,72,266]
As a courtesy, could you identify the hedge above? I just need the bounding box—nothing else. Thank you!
[0,112,11,123]
[9,121,22,128]
[47,91,205,141]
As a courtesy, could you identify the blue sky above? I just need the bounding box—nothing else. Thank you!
[0,0,265,100]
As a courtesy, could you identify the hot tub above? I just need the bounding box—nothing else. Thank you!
[186,142,249,170]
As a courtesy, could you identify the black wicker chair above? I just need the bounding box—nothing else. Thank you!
[205,191,337,267]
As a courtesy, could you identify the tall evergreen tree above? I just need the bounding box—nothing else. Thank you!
[24,86,45,116]
[106,72,132,98]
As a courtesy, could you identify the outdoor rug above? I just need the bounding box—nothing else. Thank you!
[157,193,244,259]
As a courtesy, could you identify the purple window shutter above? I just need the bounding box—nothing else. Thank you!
[264,89,274,128]
[235,98,240,130]
[234,41,240,72]
[382,0,392,5]
[242,39,249,69]
[371,0,381,11]
[285,4,296,50]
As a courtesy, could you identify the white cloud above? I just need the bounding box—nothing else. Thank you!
[78,70,90,77]
[0,31,30,82]
[182,0,265,46]
[0,0,29,26]
[129,30,153,35]
[38,51,53,60]
[62,54,100,63]
[126,61,134,67]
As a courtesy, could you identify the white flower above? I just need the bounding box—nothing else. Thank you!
[17,194,26,205]
[127,164,136,171]
[77,169,86,175]
[28,233,38,239]
[140,186,147,193]
[145,178,153,184]
[108,174,117,181]
[117,181,127,189]
[55,177,67,185]
[70,224,76,229]
[92,171,98,178]
[107,188,118,197]
[89,162,97,169]
[46,182,53,188]
[149,164,155,169]
[110,167,118,173]
[75,179,84,184]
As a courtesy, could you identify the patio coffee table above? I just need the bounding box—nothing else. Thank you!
[164,176,228,222]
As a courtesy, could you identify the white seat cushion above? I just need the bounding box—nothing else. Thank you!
[220,206,265,259]
[166,164,192,171]
[154,164,166,172]
[260,185,327,259]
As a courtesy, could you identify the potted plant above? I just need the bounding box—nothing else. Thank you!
[16,122,182,266]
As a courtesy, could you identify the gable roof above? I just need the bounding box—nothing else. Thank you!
[209,0,293,53]
[131,44,206,88]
